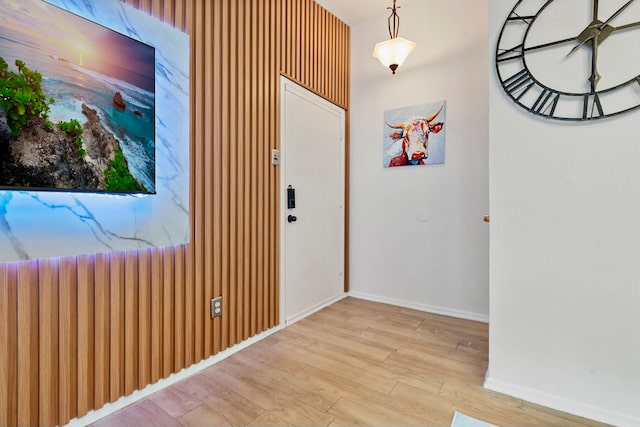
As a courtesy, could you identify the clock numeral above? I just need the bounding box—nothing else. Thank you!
[506,13,534,24]
[497,43,524,62]
[503,69,535,100]
[583,93,604,120]
[532,89,560,117]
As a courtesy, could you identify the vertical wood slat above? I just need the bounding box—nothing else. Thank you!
[162,246,175,378]
[345,22,350,105]
[124,251,138,397]
[286,0,292,76]
[175,0,186,32]
[152,0,163,22]
[241,0,249,342]
[261,0,272,331]
[0,264,18,427]
[250,0,260,337]
[213,0,223,355]
[173,245,186,372]
[327,2,331,96]
[138,0,152,14]
[335,17,340,101]
[236,0,246,344]
[17,261,38,427]
[304,1,309,85]
[192,0,205,368]
[294,0,300,79]
[312,2,318,91]
[318,8,325,97]
[163,0,174,26]
[330,15,335,101]
[229,0,238,346]
[137,248,151,389]
[1,1,349,425]
[269,0,277,329]
[331,11,336,101]
[94,253,110,411]
[77,255,95,417]
[203,0,214,358]
[220,0,231,351]
[150,249,163,384]
[255,0,266,333]
[289,0,294,78]
[340,21,345,104]
[58,257,78,424]
[336,18,341,101]
[243,0,252,342]
[272,0,282,327]
[39,259,59,427]
[109,252,125,402]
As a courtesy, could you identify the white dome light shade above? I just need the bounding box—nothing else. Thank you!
[372,37,416,73]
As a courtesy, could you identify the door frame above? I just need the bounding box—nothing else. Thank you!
[279,76,347,326]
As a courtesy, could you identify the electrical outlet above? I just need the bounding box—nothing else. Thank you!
[210,296,222,318]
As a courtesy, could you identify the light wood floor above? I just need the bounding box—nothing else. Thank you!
[91,297,606,426]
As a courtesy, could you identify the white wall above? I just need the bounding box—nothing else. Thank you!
[487,1,640,426]
[349,0,490,321]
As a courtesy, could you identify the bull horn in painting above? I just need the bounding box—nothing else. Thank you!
[385,103,444,129]
[424,104,444,122]
[385,121,406,129]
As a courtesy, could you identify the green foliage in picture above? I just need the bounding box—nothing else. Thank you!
[0,57,54,137]
[58,118,83,138]
[59,119,86,159]
[104,148,147,192]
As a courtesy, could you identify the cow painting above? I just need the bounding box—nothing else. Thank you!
[383,101,445,168]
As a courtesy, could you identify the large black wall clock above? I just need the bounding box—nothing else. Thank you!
[496,0,640,121]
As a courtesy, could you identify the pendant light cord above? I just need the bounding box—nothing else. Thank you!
[387,0,401,39]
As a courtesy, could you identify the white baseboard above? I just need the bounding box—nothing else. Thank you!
[484,376,640,427]
[347,291,489,323]
[284,292,348,326]
[65,324,283,427]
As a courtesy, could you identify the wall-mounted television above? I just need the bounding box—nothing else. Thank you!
[0,0,156,194]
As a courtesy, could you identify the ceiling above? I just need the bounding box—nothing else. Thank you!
[314,0,417,27]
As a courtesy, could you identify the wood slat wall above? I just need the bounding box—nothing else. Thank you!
[0,1,349,426]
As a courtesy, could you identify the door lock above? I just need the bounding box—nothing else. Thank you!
[287,186,296,209]
[287,215,297,223]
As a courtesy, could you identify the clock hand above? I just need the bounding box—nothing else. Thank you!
[601,0,636,27]
[587,0,634,86]
[589,38,601,90]
[524,36,576,52]
[614,20,640,31]
[588,0,601,95]
[567,0,637,56]
[522,19,640,55]
[566,26,599,57]
[568,0,600,56]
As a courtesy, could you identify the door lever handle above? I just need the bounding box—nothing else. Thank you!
[287,215,297,223]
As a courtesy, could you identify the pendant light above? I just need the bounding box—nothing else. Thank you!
[372,0,416,74]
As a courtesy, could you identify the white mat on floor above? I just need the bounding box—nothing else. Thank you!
[450,411,499,427]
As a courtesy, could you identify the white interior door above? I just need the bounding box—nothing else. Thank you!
[280,78,345,325]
